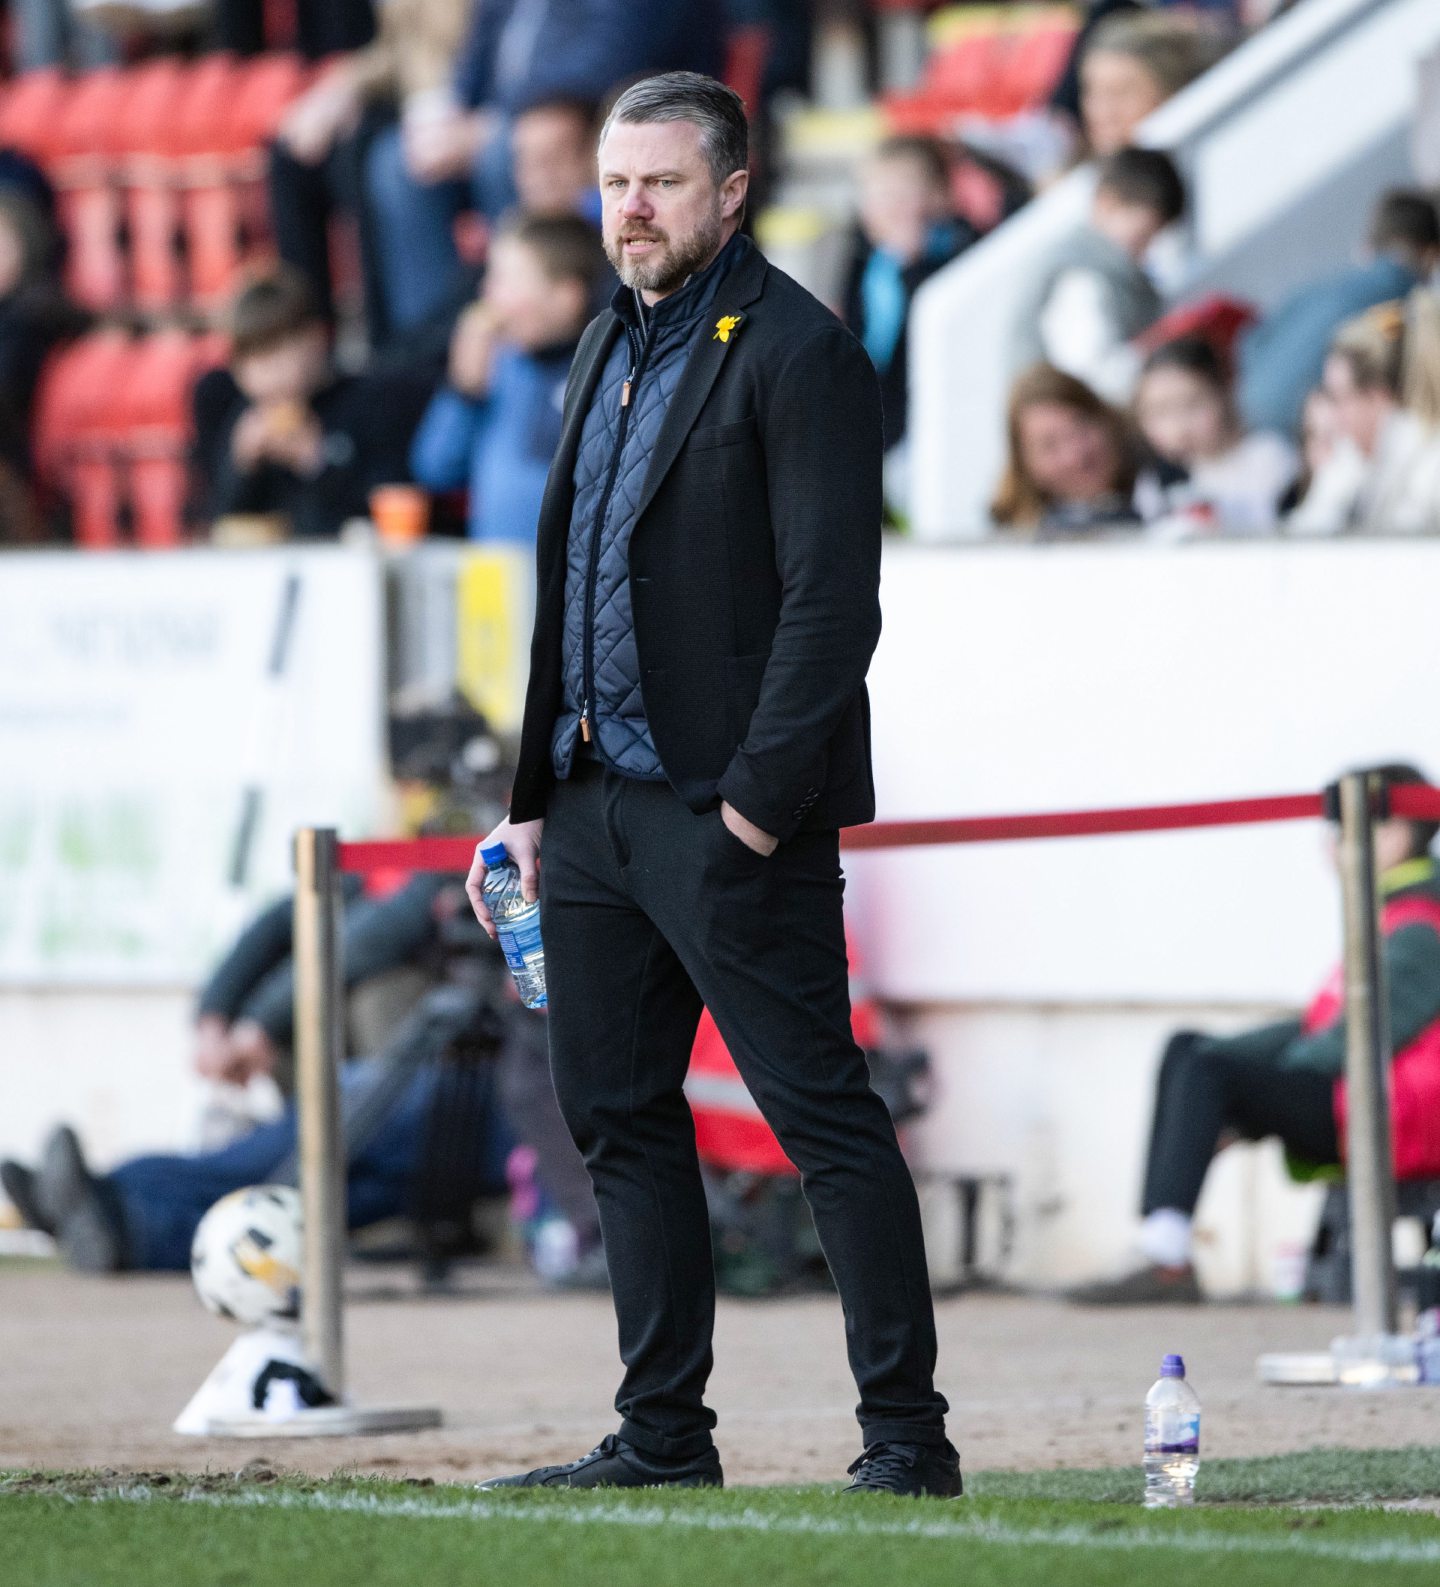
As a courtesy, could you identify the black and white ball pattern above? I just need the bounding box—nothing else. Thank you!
[190,1185,303,1326]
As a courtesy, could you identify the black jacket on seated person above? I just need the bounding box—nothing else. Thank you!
[509,236,883,844]
[191,367,418,537]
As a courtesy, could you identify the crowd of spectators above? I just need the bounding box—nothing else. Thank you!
[993,178,1440,541]
[983,3,1440,543]
[0,0,1432,546]
[0,0,730,540]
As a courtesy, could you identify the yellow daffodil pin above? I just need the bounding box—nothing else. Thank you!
[713,314,742,343]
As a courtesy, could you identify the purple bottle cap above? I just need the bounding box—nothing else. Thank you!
[1161,1354,1186,1378]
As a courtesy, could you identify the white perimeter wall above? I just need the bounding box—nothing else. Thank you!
[849,538,1440,1288]
[8,539,1439,1288]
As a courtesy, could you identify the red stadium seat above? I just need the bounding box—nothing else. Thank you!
[33,330,227,546]
[180,54,310,311]
[32,332,132,547]
[723,23,771,116]
[174,54,249,311]
[883,10,1078,132]
[234,52,314,243]
[121,59,191,313]
[50,69,131,310]
[1005,24,1076,112]
[926,34,999,111]
[0,69,69,164]
[125,332,225,546]
[8,54,311,319]
[229,52,312,150]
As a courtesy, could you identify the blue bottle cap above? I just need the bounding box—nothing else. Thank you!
[1161,1354,1185,1378]
[480,842,510,867]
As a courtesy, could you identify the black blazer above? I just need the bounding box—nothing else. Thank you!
[509,237,883,845]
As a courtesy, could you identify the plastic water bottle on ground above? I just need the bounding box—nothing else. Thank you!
[1143,1354,1200,1508]
[481,842,547,1009]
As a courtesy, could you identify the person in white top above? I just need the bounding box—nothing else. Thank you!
[1288,296,1440,536]
[1133,336,1297,537]
[1010,148,1186,406]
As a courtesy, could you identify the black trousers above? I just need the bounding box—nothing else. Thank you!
[1141,1032,1340,1216]
[267,118,391,348]
[540,759,948,1460]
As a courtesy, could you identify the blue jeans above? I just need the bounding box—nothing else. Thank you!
[107,1060,512,1270]
[363,120,517,332]
[12,0,116,70]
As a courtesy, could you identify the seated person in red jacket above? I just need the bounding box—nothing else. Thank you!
[1071,761,1440,1305]
[191,265,417,537]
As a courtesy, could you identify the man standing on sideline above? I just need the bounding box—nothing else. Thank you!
[466,72,957,1497]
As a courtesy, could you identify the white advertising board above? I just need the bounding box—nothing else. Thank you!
[0,546,388,986]
[850,538,1440,1006]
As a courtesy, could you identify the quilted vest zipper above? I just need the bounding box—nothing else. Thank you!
[579,312,653,752]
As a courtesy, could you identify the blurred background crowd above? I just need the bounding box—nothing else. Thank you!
[1,0,1426,548]
[9,0,1440,1304]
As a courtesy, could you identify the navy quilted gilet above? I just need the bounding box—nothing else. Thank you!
[550,239,739,781]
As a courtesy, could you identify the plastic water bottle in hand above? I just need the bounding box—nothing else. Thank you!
[1143,1354,1200,1508]
[481,842,547,1009]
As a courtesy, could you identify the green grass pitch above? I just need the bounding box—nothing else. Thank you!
[5,1448,1440,1587]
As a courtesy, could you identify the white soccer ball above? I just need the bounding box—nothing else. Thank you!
[190,1185,303,1326]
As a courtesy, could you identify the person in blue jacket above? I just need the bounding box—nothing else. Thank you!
[1238,189,1440,437]
[410,212,607,542]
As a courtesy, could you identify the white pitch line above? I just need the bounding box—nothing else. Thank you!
[58,1482,1440,1568]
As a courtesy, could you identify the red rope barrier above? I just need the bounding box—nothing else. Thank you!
[335,790,1330,875]
[836,792,1326,850]
[1390,785,1440,821]
[338,837,478,874]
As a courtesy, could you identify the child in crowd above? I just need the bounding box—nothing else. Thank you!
[840,135,977,453]
[1011,147,1185,405]
[1288,298,1440,536]
[1133,337,1297,536]
[408,213,607,543]
[1278,388,1340,516]
[991,362,1140,536]
[191,265,416,537]
[1074,12,1220,160]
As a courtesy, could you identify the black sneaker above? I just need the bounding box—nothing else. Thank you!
[843,1439,963,1498]
[1,1160,54,1236]
[37,1126,126,1273]
[479,1433,723,1490]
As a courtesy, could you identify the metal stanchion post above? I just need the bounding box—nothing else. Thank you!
[294,826,347,1396]
[1259,773,1405,1387]
[202,827,442,1438]
[1337,772,1399,1339]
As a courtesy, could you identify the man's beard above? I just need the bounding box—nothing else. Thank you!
[607,206,725,295]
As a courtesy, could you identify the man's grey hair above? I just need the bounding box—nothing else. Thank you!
[598,72,749,187]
